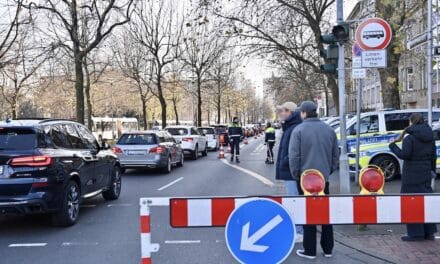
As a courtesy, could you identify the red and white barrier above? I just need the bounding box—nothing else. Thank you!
[170,195,440,227]
[140,195,440,263]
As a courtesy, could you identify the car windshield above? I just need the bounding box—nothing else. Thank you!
[166,128,188,136]
[0,127,37,150]
[117,134,157,145]
[198,128,215,135]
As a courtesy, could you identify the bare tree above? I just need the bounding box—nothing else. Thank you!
[25,0,135,124]
[182,16,228,126]
[129,0,184,128]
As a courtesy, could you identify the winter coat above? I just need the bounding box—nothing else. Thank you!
[389,123,437,186]
[275,111,302,180]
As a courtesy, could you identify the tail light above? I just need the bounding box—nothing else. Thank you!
[112,147,123,154]
[149,146,165,154]
[182,138,193,142]
[9,155,53,167]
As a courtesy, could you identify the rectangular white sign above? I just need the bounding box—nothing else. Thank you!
[352,68,366,79]
[361,50,387,68]
[352,57,362,69]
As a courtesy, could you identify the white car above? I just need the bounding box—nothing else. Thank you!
[198,127,219,151]
[165,125,208,160]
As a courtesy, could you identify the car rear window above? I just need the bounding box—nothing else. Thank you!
[0,127,37,150]
[117,134,157,145]
[166,128,188,136]
[214,127,227,135]
[198,128,215,135]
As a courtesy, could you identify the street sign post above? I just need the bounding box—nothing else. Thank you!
[361,50,387,68]
[225,199,295,264]
[355,18,392,51]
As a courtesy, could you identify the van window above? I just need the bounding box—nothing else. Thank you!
[385,113,412,131]
[349,115,379,135]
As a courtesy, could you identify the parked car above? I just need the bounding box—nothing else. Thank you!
[165,126,208,160]
[0,119,121,226]
[113,131,183,173]
[198,127,219,150]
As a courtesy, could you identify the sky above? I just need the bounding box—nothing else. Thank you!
[241,0,360,97]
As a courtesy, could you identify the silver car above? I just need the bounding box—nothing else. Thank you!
[113,131,184,173]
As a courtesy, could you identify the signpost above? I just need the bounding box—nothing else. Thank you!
[225,199,295,264]
[352,18,392,185]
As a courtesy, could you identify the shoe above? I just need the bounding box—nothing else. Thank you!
[425,235,435,241]
[323,253,333,258]
[236,159,240,163]
[296,250,316,260]
[295,234,303,243]
[401,235,424,241]
[230,156,234,162]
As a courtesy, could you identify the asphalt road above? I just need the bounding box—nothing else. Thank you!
[0,132,401,264]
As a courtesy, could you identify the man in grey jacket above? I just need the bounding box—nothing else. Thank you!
[288,101,339,260]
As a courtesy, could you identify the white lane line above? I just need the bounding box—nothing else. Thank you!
[157,177,184,191]
[221,159,274,187]
[8,243,47,248]
[62,242,99,246]
[107,203,132,207]
[164,240,201,244]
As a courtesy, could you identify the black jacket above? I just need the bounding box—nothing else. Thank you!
[275,112,302,180]
[389,123,437,186]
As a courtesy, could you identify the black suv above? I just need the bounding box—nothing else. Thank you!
[0,119,121,226]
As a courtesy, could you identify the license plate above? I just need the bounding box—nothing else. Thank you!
[127,150,146,155]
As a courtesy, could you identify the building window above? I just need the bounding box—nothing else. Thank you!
[406,67,414,91]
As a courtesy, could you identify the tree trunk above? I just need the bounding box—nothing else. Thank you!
[196,77,202,127]
[216,82,221,124]
[74,51,85,124]
[11,100,17,119]
[83,58,93,130]
[379,43,400,109]
[173,97,179,125]
[156,77,167,129]
[327,76,339,114]
[141,95,148,130]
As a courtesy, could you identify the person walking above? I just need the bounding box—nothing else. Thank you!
[264,122,276,164]
[228,117,243,163]
[389,113,437,241]
[288,101,338,259]
[274,101,303,242]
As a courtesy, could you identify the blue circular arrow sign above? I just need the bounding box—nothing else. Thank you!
[225,199,295,264]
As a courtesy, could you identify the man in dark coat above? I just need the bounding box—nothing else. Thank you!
[389,113,437,241]
[275,101,303,241]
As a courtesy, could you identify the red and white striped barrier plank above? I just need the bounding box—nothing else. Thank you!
[140,200,159,264]
[169,195,440,227]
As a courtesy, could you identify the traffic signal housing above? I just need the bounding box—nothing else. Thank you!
[319,23,350,75]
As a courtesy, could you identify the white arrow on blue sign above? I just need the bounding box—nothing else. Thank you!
[225,199,295,264]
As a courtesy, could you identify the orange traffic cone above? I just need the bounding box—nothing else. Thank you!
[218,145,225,159]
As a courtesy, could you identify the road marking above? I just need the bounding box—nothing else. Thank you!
[157,177,184,191]
[221,159,274,187]
[107,203,132,207]
[8,243,47,247]
[62,242,99,246]
[164,240,201,244]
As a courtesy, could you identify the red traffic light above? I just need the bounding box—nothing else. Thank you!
[301,169,325,196]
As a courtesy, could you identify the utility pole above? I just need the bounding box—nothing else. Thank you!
[337,0,350,194]
[428,0,433,125]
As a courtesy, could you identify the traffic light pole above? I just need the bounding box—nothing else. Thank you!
[427,0,433,126]
[337,0,350,194]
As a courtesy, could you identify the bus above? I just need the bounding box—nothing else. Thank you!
[91,117,139,140]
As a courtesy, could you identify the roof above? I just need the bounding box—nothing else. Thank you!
[165,125,195,129]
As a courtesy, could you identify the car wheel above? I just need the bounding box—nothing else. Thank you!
[51,180,80,227]
[103,166,122,201]
[177,153,184,167]
[371,155,399,182]
[162,157,172,173]
[202,144,208,156]
[192,145,198,160]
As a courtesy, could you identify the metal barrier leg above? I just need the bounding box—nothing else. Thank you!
[140,199,160,264]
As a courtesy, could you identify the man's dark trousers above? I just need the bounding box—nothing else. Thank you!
[230,138,240,157]
[300,182,334,256]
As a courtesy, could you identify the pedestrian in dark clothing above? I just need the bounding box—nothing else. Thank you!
[289,101,338,259]
[389,113,438,241]
[264,122,276,164]
[274,101,303,241]
[228,117,243,163]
